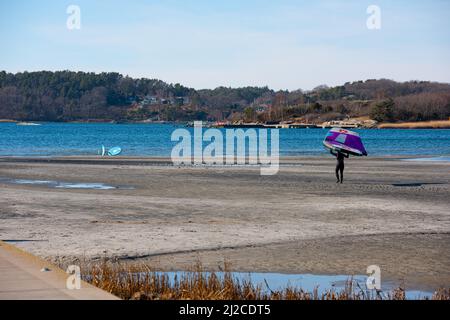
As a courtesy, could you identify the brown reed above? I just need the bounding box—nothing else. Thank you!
[77,261,449,300]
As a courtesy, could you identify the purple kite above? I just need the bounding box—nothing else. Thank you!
[323,128,368,156]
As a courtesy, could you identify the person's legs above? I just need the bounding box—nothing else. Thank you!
[339,164,344,183]
[335,163,340,183]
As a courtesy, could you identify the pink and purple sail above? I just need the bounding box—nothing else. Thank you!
[323,128,368,156]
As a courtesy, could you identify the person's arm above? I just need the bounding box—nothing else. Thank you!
[330,150,337,156]
[344,153,349,158]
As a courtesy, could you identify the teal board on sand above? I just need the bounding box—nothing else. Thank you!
[107,147,122,156]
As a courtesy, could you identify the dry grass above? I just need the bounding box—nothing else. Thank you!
[76,261,450,300]
[378,120,450,129]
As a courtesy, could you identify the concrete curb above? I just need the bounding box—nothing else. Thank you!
[0,240,120,300]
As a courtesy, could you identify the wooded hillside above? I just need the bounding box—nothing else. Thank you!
[1,71,449,123]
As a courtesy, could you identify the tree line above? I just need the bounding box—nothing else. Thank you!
[0,71,449,123]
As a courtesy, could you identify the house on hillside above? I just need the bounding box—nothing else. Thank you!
[174,96,190,106]
[255,104,270,113]
[139,95,159,106]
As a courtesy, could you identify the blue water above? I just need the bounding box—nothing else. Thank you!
[141,271,433,300]
[1,122,449,157]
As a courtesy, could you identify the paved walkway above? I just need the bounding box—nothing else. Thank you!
[0,241,119,300]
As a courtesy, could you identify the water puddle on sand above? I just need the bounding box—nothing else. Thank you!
[139,272,433,300]
[0,177,134,190]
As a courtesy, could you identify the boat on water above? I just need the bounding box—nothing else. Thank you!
[16,122,41,126]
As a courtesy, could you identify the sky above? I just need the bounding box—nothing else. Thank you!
[0,0,449,90]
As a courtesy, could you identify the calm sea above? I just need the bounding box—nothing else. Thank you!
[1,122,449,157]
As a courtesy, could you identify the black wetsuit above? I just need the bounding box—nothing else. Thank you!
[331,150,348,183]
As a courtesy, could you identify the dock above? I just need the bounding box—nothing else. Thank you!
[210,118,377,129]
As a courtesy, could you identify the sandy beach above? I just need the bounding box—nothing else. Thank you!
[0,156,449,291]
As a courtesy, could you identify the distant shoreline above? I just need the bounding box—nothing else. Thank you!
[378,120,450,129]
[1,155,449,166]
[1,119,450,129]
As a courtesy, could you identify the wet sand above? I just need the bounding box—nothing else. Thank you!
[0,156,449,291]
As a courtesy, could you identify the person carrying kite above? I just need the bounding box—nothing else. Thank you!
[330,149,348,183]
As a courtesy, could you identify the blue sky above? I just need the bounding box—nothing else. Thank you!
[1,0,449,90]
